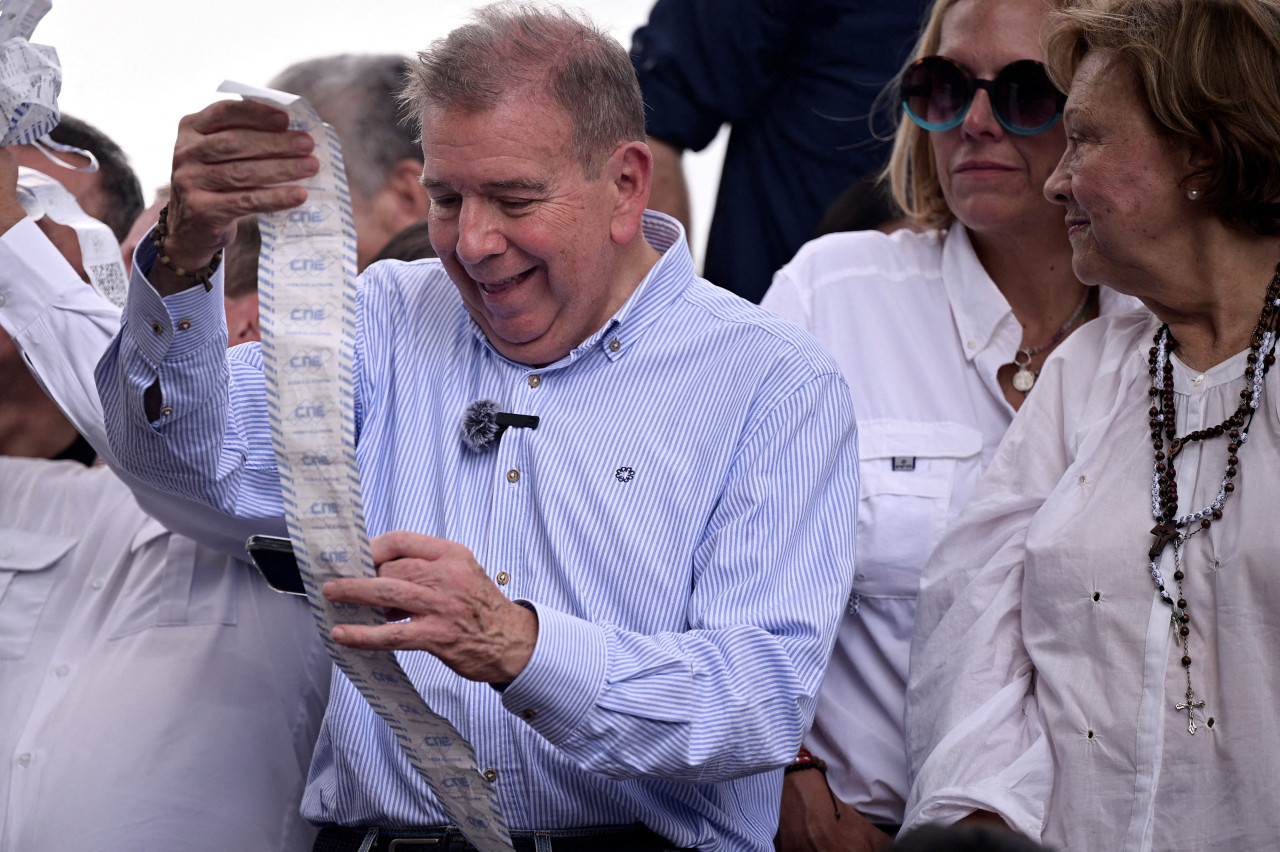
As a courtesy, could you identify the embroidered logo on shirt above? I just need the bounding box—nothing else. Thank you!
[891,456,916,471]
[615,467,635,483]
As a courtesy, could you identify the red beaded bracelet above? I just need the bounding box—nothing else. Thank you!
[784,747,840,819]
[785,747,828,774]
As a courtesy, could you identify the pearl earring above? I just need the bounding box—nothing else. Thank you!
[1187,188,1201,201]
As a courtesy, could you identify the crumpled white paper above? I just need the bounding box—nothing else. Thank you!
[0,0,59,147]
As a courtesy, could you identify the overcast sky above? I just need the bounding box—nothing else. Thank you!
[30,0,726,262]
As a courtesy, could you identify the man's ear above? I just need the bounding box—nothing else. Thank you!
[225,292,260,347]
[608,140,653,246]
[387,158,433,222]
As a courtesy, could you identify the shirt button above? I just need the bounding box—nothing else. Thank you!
[90,578,104,590]
[1193,374,1205,387]
[54,664,70,678]
[608,338,621,352]
[1078,475,1088,486]
[506,469,520,483]
[520,709,537,721]
[151,320,164,335]
[496,571,510,585]
[0,289,9,306]
[482,768,498,782]
[160,406,174,417]
[527,374,541,388]
[17,753,32,767]
[177,319,192,331]
[966,339,978,349]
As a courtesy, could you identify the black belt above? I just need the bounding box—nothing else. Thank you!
[314,823,690,852]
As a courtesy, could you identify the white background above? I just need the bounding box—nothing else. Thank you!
[29,0,726,264]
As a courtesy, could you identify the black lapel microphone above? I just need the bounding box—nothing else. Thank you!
[460,399,540,453]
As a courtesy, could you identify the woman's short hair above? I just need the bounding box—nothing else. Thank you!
[402,3,645,178]
[1045,0,1280,235]
[885,0,962,231]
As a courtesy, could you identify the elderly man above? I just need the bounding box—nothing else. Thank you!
[96,6,856,850]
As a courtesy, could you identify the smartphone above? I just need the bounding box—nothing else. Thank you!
[245,534,307,596]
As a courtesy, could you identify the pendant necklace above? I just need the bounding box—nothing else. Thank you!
[1012,288,1092,393]
[1145,264,1280,734]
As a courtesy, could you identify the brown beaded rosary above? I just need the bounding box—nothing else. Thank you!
[151,205,223,292]
[1145,262,1280,734]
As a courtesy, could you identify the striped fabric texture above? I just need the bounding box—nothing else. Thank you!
[97,213,859,851]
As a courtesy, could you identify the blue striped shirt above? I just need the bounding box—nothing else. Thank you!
[97,213,858,850]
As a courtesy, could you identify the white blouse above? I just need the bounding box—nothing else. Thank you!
[765,226,1136,822]
[906,308,1280,851]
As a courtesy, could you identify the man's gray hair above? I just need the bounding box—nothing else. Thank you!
[269,54,422,199]
[402,3,645,176]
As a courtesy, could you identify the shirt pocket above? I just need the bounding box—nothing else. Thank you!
[854,420,983,599]
[106,522,239,639]
[0,530,77,660]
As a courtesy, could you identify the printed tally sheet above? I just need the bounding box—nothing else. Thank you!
[0,0,57,147]
[16,166,128,307]
[3,1,127,307]
[219,81,514,852]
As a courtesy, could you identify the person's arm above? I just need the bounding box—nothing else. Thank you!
[0,221,120,450]
[94,101,318,537]
[329,366,859,782]
[0,148,26,230]
[901,350,1088,836]
[765,253,909,852]
[776,766,893,852]
[631,0,797,237]
[645,137,691,236]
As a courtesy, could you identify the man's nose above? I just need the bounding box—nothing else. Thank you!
[454,199,506,264]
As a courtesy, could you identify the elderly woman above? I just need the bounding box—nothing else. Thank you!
[905,0,1280,848]
[762,0,1137,848]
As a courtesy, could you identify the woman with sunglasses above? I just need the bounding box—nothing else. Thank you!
[906,0,1280,848]
[763,0,1137,849]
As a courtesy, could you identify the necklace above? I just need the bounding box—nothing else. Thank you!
[1145,263,1280,734]
[1011,288,1092,393]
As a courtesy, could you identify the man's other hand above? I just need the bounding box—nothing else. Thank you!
[775,767,893,852]
[324,530,539,684]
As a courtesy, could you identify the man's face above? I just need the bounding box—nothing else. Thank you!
[420,96,632,367]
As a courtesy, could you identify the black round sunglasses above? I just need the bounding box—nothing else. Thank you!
[901,55,1066,136]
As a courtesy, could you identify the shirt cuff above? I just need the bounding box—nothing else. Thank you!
[130,230,227,363]
[499,602,608,745]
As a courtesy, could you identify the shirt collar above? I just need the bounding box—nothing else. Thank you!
[592,211,692,361]
[940,226,1018,363]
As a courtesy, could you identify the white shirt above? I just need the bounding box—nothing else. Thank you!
[0,218,330,851]
[906,309,1280,850]
[764,227,1137,823]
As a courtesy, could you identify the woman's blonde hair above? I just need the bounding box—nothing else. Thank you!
[885,0,963,231]
[1044,0,1280,234]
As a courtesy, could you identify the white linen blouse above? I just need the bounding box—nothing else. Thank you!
[906,308,1280,851]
